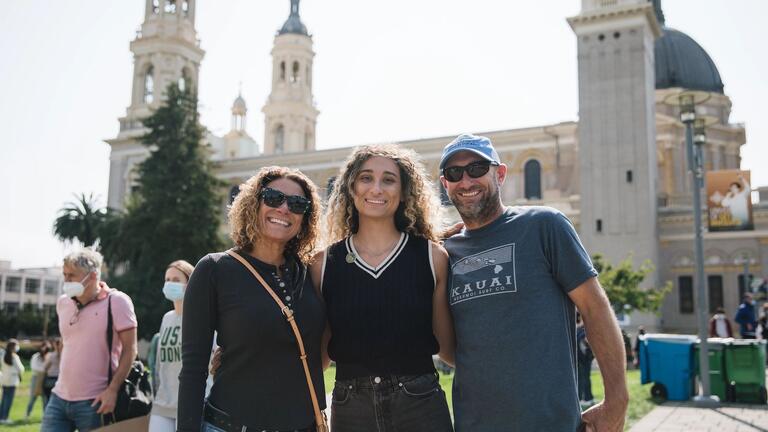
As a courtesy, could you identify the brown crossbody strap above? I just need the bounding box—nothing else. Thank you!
[226,250,328,432]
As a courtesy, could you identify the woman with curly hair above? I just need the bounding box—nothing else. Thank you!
[178,166,326,432]
[311,144,455,431]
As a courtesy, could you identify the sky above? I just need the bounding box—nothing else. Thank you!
[0,0,766,268]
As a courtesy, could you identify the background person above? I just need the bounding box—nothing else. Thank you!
[316,145,455,432]
[148,260,195,432]
[178,167,326,432]
[735,293,758,339]
[0,339,25,425]
[709,307,734,338]
[41,248,138,432]
[577,314,595,406]
[42,338,62,407]
[633,326,646,369]
[26,341,50,419]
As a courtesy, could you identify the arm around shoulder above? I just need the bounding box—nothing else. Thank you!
[309,251,332,370]
[431,242,456,367]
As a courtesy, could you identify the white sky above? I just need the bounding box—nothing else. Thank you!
[1,0,766,268]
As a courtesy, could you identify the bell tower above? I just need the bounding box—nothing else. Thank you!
[262,0,319,154]
[106,0,205,210]
[567,0,662,282]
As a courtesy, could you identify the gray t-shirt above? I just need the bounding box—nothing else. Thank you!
[445,206,597,432]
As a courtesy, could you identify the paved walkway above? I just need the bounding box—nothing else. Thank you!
[630,402,768,431]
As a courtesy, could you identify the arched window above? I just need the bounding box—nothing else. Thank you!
[152,0,160,14]
[274,125,285,153]
[326,176,336,198]
[182,0,189,16]
[164,0,177,13]
[280,62,286,81]
[291,61,300,83]
[524,159,542,200]
[229,185,240,205]
[144,66,154,104]
[178,68,190,92]
[439,183,452,206]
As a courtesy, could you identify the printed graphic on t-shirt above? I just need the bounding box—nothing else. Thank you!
[450,243,517,306]
[159,324,181,362]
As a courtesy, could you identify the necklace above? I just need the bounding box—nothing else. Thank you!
[348,234,400,264]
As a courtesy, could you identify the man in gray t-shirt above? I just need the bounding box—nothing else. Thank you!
[439,134,628,432]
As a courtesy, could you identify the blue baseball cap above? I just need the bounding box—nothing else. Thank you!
[439,134,500,169]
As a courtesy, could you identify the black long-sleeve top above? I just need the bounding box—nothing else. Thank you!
[178,251,326,431]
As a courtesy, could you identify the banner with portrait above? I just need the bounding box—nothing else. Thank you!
[706,170,753,231]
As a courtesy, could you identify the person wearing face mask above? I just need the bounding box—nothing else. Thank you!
[178,166,326,432]
[0,339,25,425]
[147,260,194,432]
[41,248,138,432]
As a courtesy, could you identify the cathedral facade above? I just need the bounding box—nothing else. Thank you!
[106,0,767,333]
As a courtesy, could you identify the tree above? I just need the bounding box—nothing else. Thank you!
[592,254,671,315]
[53,192,106,246]
[101,83,225,338]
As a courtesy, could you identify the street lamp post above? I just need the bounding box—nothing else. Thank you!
[664,90,719,406]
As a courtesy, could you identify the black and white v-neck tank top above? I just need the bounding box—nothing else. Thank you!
[321,233,440,379]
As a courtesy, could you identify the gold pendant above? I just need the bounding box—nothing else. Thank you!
[345,252,356,264]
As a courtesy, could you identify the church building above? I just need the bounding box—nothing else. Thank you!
[105,0,767,333]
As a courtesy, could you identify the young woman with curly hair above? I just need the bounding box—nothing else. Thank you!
[311,144,455,432]
[178,166,326,432]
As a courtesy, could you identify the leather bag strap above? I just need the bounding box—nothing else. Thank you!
[226,249,328,432]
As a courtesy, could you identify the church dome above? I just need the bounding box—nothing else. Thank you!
[232,95,247,115]
[279,15,308,36]
[278,0,308,36]
[654,27,724,94]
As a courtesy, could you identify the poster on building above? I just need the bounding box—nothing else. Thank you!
[706,170,753,231]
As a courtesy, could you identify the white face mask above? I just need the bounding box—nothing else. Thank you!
[62,273,90,298]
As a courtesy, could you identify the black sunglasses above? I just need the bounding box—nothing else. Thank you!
[442,161,498,183]
[260,187,311,215]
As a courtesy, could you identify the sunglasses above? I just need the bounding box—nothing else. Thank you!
[442,161,498,183]
[260,187,311,215]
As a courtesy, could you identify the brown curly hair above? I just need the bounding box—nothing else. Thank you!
[228,166,321,264]
[326,144,442,244]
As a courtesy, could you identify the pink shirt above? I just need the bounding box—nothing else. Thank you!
[53,283,138,401]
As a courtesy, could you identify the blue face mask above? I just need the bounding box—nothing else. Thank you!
[162,281,186,301]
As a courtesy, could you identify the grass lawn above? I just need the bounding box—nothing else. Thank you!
[1,366,658,431]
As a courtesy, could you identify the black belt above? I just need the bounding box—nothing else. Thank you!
[203,402,315,432]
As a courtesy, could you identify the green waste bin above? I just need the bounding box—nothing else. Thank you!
[694,338,730,401]
[723,339,767,404]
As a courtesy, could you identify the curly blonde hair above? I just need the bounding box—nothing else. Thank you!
[326,144,442,244]
[228,166,321,264]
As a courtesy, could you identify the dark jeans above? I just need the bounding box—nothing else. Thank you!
[0,386,16,420]
[577,359,594,401]
[331,372,453,432]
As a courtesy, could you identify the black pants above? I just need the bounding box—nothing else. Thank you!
[331,373,453,432]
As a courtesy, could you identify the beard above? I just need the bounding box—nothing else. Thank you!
[451,183,502,227]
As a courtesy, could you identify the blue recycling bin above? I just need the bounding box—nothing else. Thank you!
[639,334,698,401]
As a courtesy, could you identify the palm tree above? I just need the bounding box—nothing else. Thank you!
[53,193,106,246]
